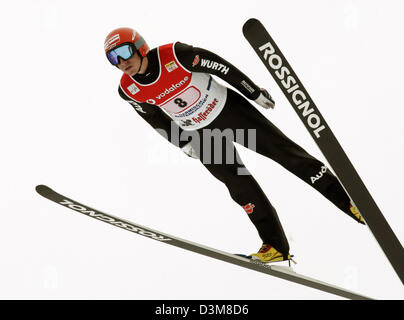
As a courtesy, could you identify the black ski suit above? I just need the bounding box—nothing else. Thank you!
[117,42,354,255]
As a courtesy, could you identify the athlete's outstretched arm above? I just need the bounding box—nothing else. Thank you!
[174,42,260,98]
[174,42,274,109]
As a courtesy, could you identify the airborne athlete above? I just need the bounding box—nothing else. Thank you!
[104,27,365,264]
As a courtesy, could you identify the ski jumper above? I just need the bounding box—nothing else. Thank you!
[118,42,353,255]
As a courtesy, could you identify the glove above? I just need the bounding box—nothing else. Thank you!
[181,142,199,159]
[254,88,275,109]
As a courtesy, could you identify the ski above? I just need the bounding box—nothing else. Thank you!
[36,184,371,300]
[242,18,404,285]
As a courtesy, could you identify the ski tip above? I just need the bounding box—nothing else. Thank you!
[35,184,51,195]
[242,18,261,35]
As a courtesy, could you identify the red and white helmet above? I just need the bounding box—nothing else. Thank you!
[104,27,150,57]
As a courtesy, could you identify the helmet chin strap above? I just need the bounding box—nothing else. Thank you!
[136,52,144,74]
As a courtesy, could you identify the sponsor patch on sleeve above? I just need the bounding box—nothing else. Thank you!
[241,80,256,94]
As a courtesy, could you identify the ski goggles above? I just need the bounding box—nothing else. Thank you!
[106,43,135,66]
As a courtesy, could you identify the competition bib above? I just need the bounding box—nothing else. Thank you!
[120,43,227,130]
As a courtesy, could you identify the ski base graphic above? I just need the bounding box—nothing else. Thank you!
[242,18,404,285]
[36,185,372,300]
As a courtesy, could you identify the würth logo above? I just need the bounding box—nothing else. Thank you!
[242,203,255,214]
[200,59,230,75]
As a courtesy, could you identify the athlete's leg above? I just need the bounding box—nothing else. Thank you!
[215,89,352,217]
[189,126,290,255]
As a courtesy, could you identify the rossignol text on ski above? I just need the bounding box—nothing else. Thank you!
[36,185,372,300]
[242,18,404,285]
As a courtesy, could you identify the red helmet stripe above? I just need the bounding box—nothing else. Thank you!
[104,27,150,57]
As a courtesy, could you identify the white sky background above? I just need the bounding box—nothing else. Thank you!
[0,0,403,300]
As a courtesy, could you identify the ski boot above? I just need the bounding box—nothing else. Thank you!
[349,202,366,225]
[250,244,296,266]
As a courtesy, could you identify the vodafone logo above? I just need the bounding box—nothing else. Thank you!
[155,76,189,100]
